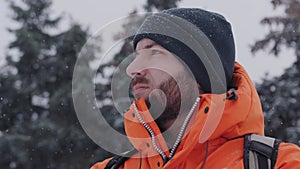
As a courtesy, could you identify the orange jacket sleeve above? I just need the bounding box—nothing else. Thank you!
[90,158,113,169]
[275,142,300,168]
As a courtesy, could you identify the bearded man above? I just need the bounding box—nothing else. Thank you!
[91,8,300,169]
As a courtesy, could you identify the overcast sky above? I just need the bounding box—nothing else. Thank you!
[0,0,295,83]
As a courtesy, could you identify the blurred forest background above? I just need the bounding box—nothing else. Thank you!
[0,0,299,168]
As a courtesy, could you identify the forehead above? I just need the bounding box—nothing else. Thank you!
[135,38,165,51]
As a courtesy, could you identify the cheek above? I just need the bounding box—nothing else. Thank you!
[152,59,186,78]
[148,70,171,88]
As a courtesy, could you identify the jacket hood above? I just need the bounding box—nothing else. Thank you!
[199,62,264,141]
[123,62,264,156]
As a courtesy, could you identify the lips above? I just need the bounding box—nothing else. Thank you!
[133,83,149,94]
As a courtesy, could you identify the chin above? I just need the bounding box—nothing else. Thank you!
[134,91,150,100]
[134,94,149,101]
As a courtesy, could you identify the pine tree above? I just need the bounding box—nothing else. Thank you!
[252,0,300,145]
[144,0,182,11]
[0,0,104,168]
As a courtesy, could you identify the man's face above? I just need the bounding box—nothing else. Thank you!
[126,38,187,100]
[126,38,199,130]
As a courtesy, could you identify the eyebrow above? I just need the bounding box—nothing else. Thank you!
[141,43,156,50]
[136,43,158,55]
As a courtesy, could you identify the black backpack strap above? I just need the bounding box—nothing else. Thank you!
[271,138,281,168]
[244,134,282,169]
[104,149,137,169]
[244,135,250,169]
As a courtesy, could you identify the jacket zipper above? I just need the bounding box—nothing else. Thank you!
[133,97,200,164]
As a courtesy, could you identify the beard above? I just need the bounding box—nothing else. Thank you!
[131,72,199,132]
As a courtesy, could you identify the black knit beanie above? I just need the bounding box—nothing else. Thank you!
[132,8,235,94]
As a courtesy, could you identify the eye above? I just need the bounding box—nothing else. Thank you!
[152,49,162,55]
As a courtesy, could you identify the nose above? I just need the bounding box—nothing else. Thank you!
[126,57,146,78]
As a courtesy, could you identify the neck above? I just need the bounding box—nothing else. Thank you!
[160,116,185,147]
[158,97,201,148]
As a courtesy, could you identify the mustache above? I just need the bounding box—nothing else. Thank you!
[131,77,149,87]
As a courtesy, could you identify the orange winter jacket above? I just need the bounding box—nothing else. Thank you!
[91,62,300,169]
